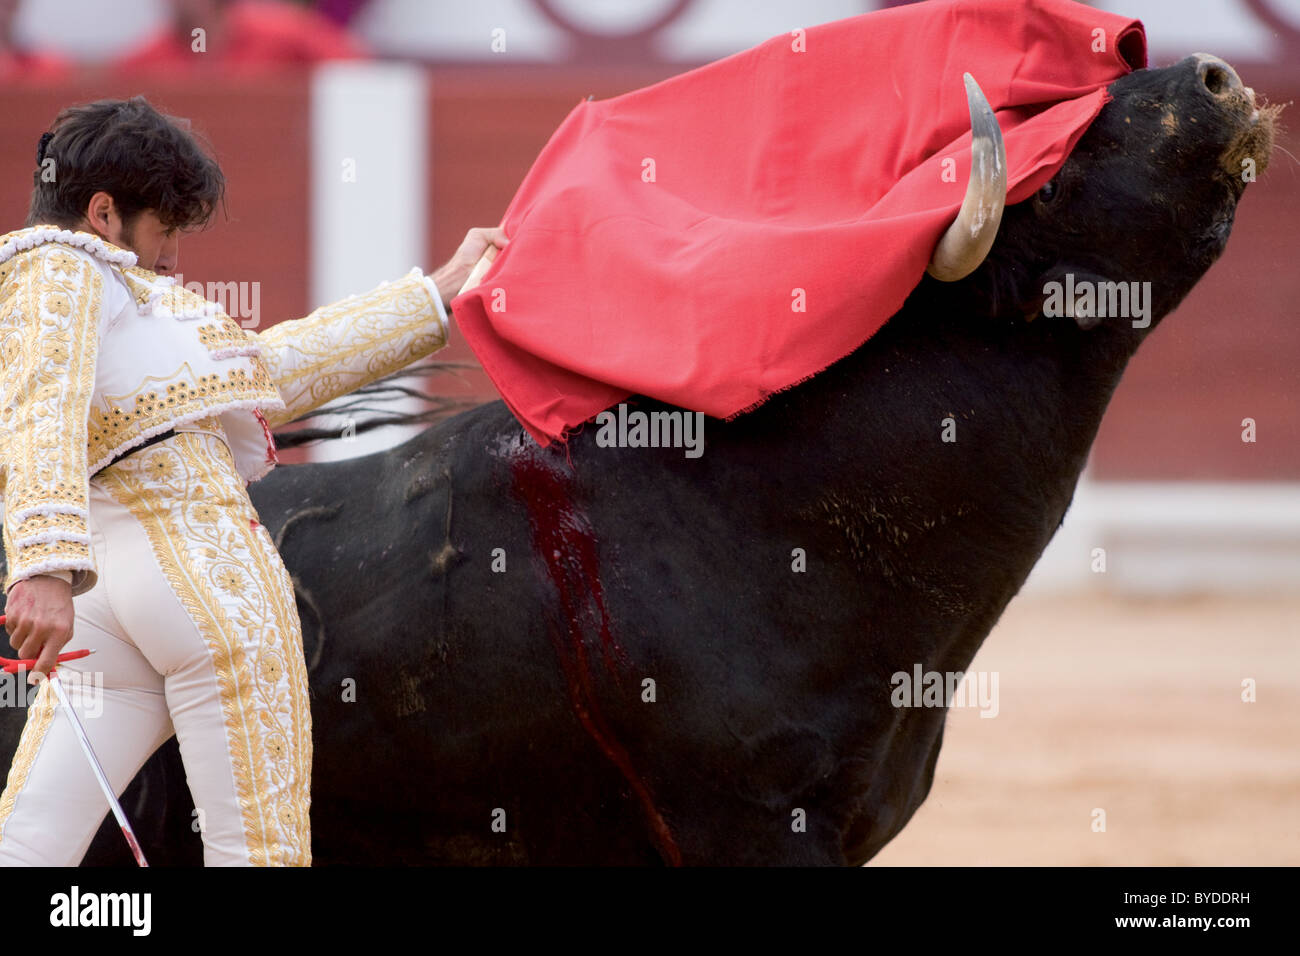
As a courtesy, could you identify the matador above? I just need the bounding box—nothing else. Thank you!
[0,96,505,865]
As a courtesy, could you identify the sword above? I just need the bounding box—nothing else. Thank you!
[458,242,499,295]
[0,616,149,867]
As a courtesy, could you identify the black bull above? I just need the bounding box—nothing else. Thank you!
[0,55,1277,865]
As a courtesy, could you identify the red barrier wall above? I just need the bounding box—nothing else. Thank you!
[0,74,311,325]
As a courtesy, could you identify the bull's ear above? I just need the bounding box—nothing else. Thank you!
[1024,267,1112,331]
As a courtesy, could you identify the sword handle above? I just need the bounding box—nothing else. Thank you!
[0,649,94,674]
[458,243,500,295]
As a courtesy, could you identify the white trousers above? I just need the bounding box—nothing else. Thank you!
[0,424,312,866]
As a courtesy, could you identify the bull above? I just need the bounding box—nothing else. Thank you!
[0,53,1278,865]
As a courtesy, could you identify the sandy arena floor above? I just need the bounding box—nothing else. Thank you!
[870,592,1299,866]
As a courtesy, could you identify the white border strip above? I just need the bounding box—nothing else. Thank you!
[309,61,429,462]
[1026,478,1300,594]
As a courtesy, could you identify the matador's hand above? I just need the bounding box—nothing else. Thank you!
[431,226,510,309]
[5,575,75,683]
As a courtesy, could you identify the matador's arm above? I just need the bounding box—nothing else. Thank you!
[251,269,449,429]
[0,246,102,594]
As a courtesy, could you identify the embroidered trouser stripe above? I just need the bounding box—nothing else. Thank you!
[0,682,58,843]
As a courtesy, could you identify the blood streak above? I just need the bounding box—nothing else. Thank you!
[509,450,681,866]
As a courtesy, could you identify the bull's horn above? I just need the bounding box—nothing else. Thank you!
[926,73,1007,282]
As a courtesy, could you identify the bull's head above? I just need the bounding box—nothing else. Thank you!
[928,54,1279,334]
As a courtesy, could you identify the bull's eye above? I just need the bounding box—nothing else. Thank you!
[1037,179,1058,203]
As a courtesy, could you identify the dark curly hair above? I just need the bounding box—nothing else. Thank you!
[25,95,225,232]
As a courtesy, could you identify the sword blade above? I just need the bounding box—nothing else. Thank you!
[48,672,149,867]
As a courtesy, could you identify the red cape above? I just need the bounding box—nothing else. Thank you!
[452,0,1146,445]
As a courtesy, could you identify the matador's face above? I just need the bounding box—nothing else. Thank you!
[81,194,182,275]
[109,209,181,275]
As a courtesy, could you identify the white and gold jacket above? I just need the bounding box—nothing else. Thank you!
[0,225,449,594]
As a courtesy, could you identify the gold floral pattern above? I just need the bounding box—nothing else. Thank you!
[0,680,57,847]
[213,567,245,596]
[144,455,176,482]
[254,271,446,428]
[43,292,71,318]
[98,432,312,866]
[45,250,78,275]
[41,331,70,361]
[0,245,102,590]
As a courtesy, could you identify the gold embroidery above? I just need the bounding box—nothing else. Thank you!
[10,510,90,538]
[98,433,311,866]
[4,481,91,516]
[117,262,447,441]
[123,270,152,308]
[255,271,446,428]
[213,567,246,596]
[0,246,102,589]
[86,364,279,470]
[45,250,80,276]
[2,538,91,562]
[121,267,217,319]
[160,278,220,321]
[0,680,58,845]
[122,266,248,354]
[197,317,255,354]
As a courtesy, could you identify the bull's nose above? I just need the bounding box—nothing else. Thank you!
[1190,53,1245,97]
